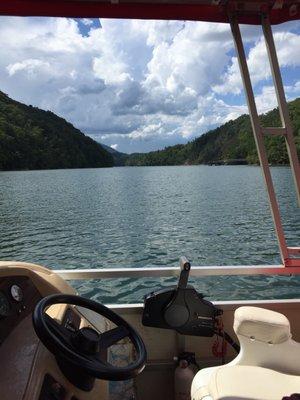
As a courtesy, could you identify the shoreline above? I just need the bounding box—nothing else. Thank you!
[0,163,292,172]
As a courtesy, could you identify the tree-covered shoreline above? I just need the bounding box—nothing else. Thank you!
[1,90,299,170]
[125,98,300,167]
[0,91,113,170]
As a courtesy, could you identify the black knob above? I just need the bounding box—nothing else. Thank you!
[164,304,189,328]
[72,327,100,355]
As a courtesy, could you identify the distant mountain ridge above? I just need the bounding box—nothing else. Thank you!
[0,91,113,170]
[101,144,128,166]
[125,98,300,166]
[1,90,300,170]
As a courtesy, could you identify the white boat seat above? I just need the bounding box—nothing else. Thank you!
[234,305,291,345]
[192,365,300,400]
[191,306,300,400]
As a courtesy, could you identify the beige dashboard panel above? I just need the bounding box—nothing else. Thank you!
[0,261,75,296]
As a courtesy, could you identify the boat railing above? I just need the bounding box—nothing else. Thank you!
[54,264,300,281]
[53,263,300,310]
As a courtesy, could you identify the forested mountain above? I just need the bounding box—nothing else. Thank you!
[0,91,113,170]
[1,89,300,170]
[126,98,300,166]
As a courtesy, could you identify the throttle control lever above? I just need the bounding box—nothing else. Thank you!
[142,257,222,336]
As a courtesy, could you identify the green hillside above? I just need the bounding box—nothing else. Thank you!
[126,98,300,166]
[2,90,299,170]
[0,91,113,170]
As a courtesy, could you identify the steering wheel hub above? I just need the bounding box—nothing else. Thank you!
[71,327,100,355]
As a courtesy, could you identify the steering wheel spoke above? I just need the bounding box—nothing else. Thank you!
[44,314,74,347]
[99,325,129,349]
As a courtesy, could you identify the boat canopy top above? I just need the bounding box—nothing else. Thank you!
[0,0,299,24]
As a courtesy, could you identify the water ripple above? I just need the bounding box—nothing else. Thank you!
[1,166,300,303]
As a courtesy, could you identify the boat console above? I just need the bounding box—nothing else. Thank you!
[0,262,146,400]
[0,259,234,400]
[1,261,300,400]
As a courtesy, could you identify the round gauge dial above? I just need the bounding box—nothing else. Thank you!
[0,292,10,317]
[10,285,23,302]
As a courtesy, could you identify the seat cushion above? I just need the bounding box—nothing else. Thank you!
[234,306,291,344]
[192,365,300,400]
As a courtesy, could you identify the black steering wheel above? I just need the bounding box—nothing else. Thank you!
[33,294,147,388]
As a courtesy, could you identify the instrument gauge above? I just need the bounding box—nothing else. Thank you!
[10,284,23,302]
[0,292,10,317]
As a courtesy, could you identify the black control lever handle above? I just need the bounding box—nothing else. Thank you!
[178,257,191,289]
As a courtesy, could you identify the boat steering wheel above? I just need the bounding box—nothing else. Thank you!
[33,294,147,390]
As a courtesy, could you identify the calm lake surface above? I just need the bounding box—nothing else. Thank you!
[1,165,300,303]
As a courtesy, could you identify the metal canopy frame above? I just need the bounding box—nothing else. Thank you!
[230,12,300,268]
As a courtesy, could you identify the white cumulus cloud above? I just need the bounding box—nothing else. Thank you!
[0,16,299,153]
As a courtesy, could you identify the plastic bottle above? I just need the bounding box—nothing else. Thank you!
[174,356,196,400]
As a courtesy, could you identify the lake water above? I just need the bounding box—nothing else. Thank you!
[1,165,300,303]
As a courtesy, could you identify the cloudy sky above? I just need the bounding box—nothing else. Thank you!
[0,17,299,153]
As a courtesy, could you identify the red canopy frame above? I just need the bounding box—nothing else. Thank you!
[0,0,298,25]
